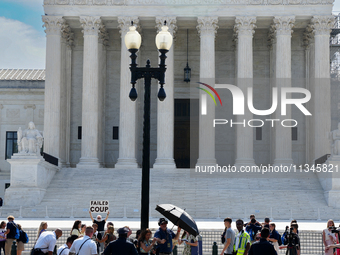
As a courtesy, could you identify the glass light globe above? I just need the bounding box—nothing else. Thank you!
[155,25,173,50]
[124,25,142,50]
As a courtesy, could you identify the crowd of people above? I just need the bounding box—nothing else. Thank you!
[0,213,339,255]
[220,215,340,255]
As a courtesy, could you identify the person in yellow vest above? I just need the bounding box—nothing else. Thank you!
[234,219,251,255]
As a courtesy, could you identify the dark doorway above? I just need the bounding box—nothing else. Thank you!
[174,99,199,168]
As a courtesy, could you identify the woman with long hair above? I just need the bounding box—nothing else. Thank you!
[96,226,116,249]
[16,224,26,255]
[324,219,337,255]
[70,220,82,237]
[178,230,198,255]
[0,221,6,255]
[138,229,158,255]
[80,224,86,237]
[36,222,47,240]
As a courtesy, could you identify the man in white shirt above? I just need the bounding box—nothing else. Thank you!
[57,237,74,255]
[69,227,97,255]
[34,229,63,255]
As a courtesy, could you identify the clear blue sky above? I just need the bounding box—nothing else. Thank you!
[0,0,339,69]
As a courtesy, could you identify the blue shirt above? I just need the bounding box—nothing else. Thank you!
[245,224,262,240]
[6,221,17,239]
[269,229,280,242]
[154,228,176,253]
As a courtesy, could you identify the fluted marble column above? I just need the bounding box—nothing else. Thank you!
[304,25,314,165]
[42,16,65,163]
[234,16,257,168]
[311,16,334,160]
[272,16,295,166]
[62,25,74,167]
[196,17,218,166]
[98,25,108,167]
[115,17,139,168]
[153,17,177,169]
[77,16,102,168]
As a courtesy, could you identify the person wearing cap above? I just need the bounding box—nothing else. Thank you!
[89,211,110,232]
[89,211,109,252]
[154,218,181,255]
[103,227,138,255]
[4,215,17,255]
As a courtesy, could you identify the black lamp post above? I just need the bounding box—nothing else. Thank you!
[125,22,173,230]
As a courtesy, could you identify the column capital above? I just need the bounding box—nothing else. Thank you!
[196,17,218,37]
[267,26,275,49]
[303,24,314,49]
[272,16,295,36]
[61,24,74,48]
[80,16,102,36]
[42,16,65,36]
[99,25,109,46]
[155,16,177,37]
[311,15,335,36]
[234,16,256,37]
[118,16,140,37]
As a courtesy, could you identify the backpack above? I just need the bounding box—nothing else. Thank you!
[282,232,288,245]
[278,233,282,246]
[190,238,198,255]
[11,222,20,240]
[19,230,29,243]
[221,228,227,244]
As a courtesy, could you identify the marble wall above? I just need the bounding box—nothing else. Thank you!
[1,26,338,169]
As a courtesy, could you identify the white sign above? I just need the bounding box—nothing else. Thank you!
[90,200,109,213]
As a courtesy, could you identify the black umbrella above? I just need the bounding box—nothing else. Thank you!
[155,204,199,236]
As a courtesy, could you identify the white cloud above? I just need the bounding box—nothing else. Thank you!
[334,0,340,13]
[0,17,46,69]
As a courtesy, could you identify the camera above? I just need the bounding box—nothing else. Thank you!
[329,226,340,234]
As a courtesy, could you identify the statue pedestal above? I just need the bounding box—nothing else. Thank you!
[4,154,59,207]
[317,157,340,208]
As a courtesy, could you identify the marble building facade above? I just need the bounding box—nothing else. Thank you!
[0,0,337,173]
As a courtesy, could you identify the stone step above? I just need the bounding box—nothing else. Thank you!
[2,167,338,220]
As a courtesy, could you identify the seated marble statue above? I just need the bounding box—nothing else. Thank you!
[331,122,340,156]
[17,122,44,155]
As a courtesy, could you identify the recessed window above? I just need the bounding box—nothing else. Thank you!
[78,126,82,140]
[256,127,262,141]
[5,131,17,159]
[113,126,119,140]
[292,127,298,141]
